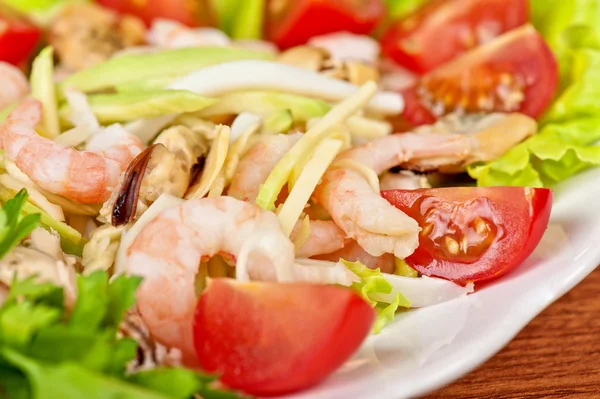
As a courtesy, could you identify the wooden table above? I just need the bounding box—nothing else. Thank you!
[426,267,600,399]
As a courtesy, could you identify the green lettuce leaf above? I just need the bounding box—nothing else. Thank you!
[341,259,410,333]
[60,90,217,125]
[471,1,600,187]
[0,272,240,399]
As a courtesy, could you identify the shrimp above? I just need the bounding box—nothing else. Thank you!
[0,62,29,111]
[228,133,302,202]
[380,170,431,190]
[314,112,535,259]
[292,219,350,258]
[0,99,143,204]
[307,32,380,65]
[124,196,296,361]
[314,239,396,274]
[147,19,230,49]
[314,132,477,258]
[230,133,351,257]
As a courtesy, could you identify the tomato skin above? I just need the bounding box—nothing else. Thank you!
[267,0,385,49]
[97,0,214,27]
[381,0,529,74]
[381,187,553,284]
[193,279,375,396]
[401,25,558,125]
[0,7,41,65]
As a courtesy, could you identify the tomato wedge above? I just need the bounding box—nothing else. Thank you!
[0,4,41,66]
[193,279,375,396]
[401,25,558,126]
[97,0,215,27]
[381,0,529,74]
[381,187,552,284]
[266,0,385,49]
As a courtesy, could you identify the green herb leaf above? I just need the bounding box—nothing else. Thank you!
[0,190,41,260]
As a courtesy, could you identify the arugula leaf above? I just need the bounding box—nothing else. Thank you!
[0,190,40,260]
[342,259,410,333]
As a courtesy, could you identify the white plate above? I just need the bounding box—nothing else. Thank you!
[277,167,600,399]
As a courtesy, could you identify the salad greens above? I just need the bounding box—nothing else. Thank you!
[342,260,410,334]
[59,47,274,94]
[0,272,241,399]
[0,186,87,257]
[0,190,40,260]
[60,90,217,125]
[470,0,600,187]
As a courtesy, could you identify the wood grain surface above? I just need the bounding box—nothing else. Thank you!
[426,267,600,399]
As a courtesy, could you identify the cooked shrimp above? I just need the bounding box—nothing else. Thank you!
[1,99,143,204]
[0,62,29,110]
[292,219,350,258]
[314,132,477,258]
[308,32,380,64]
[228,133,302,202]
[314,239,396,274]
[148,19,230,49]
[124,196,296,361]
[404,112,536,173]
[380,170,431,190]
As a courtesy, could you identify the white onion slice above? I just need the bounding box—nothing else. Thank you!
[169,60,404,115]
[371,274,475,308]
[229,112,262,144]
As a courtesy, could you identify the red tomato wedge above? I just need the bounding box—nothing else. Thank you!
[193,279,375,396]
[97,0,214,27]
[266,0,385,49]
[0,4,41,65]
[381,187,552,284]
[401,25,558,126]
[381,0,529,74]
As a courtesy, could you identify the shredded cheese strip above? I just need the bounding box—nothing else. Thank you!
[208,116,261,197]
[277,138,343,236]
[346,115,392,139]
[333,159,381,193]
[185,125,230,199]
[256,81,377,210]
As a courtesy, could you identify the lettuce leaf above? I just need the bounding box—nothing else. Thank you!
[341,259,410,333]
[471,1,600,187]
[0,272,240,399]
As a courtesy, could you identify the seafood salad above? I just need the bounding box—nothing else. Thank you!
[0,0,598,397]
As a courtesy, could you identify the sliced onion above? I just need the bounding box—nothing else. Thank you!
[229,112,262,144]
[371,274,474,308]
[292,258,358,286]
[169,60,404,115]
